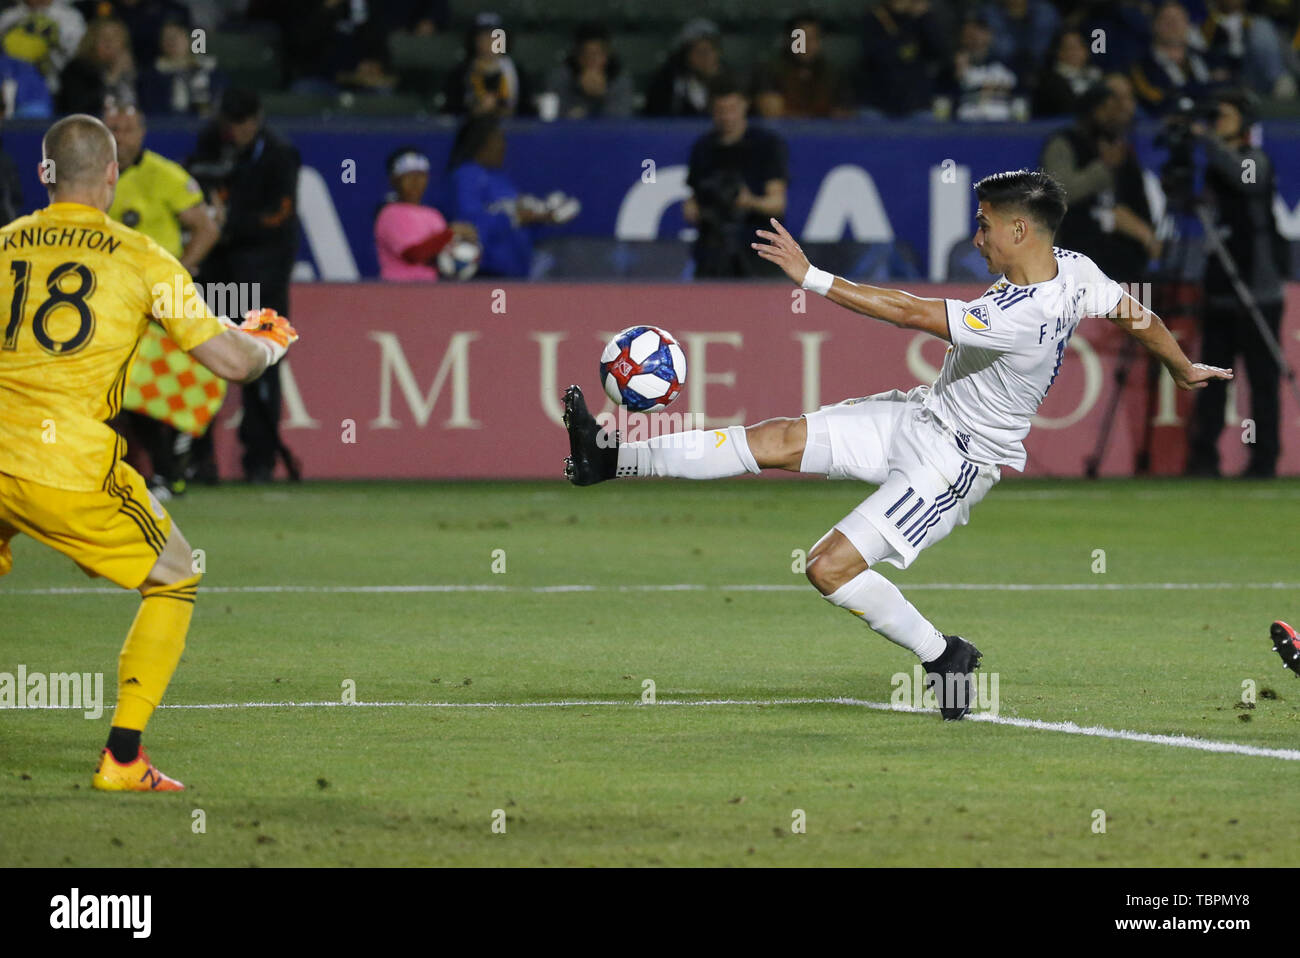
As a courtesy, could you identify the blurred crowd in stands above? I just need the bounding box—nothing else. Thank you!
[0,0,1296,122]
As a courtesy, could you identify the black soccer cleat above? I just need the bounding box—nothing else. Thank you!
[922,635,982,721]
[1270,621,1300,677]
[562,384,618,486]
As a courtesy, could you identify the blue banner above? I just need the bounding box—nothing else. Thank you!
[5,117,1299,280]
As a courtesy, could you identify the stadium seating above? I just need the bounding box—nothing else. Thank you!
[508,31,572,86]
[388,30,463,98]
[609,33,673,88]
[259,92,432,119]
[207,22,282,93]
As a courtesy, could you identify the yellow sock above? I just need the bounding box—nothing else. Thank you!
[111,574,200,731]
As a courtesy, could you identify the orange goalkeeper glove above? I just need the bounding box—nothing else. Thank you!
[225,308,299,364]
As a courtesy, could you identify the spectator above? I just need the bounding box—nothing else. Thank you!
[1130,1,1211,114]
[983,0,1060,83]
[861,0,949,117]
[446,115,567,278]
[0,0,85,93]
[57,16,135,115]
[1033,28,1103,117]
[137,16,222,115]
[684,73,788,279]
[374,146,477,281]
[1039,75,1158,280]
[76,0,190,66]
[443,11,527,117]
[103,100,221,497]
[336,50,397,96]
[0,50,53,117]
[751,12,853,118]
[187,88,301,483]
[1199,0,1296,98]
[644,18,722,118]
[943,12,1021,121]
[545,21,634,118]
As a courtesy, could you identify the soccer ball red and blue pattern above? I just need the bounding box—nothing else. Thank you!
[599,325,687,412]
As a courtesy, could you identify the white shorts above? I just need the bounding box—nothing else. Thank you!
[801,386,1000,569]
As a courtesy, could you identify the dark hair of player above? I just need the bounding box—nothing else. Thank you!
[973,169,1069,235]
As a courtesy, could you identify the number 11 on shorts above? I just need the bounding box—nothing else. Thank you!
[884,486,925,529]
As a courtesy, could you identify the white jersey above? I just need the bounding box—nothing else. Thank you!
[925,247,1124,471]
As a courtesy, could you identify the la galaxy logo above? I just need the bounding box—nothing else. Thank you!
[962,304,991,332]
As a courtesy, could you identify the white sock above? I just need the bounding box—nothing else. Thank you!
[615,426,760,478]
[824,569,947,662]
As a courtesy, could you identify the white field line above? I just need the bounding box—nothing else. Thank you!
[3,581,1299,596]
[995,488,1300,501]
[9,696,1296,762]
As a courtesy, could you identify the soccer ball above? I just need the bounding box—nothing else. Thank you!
[437,237,482,280]
[599,325,687,412]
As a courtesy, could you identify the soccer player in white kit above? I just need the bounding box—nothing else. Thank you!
[563,170,1232,719]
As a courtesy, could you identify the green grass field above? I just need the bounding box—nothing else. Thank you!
[2,477,1299,867]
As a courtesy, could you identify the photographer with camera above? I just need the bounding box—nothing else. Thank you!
[1040,74,1159,280]
[684,74,788,279]
[1185,89,1290,478]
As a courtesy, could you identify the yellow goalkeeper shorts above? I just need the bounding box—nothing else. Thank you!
[0,461,172,589]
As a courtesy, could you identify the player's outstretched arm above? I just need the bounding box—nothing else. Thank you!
[1105,293,1233,391]
[752,218,951,341]
[189,309,299,384]
[190,329,275,383]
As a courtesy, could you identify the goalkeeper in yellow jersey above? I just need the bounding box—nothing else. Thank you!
[0,114,300,791]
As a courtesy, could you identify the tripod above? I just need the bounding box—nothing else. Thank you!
[1083,332,1154,478]
[1082,260,1207,478]
[1081,233,1196,479]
